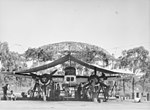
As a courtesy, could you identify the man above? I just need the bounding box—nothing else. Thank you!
[2,84,9,100]
[77,84,82,100]
[55,84,60,100]
[10,90,16,101]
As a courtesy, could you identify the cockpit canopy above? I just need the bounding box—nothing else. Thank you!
[64,66,76,76]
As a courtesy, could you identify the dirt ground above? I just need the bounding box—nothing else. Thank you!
[0,100,150,110]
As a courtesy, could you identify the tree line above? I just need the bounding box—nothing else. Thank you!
[0,41,150,93]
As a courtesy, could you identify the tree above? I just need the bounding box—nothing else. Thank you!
[118,46,149,73]
[116,46,150,96]
[0,42,26,71]
[138,56,150,92]
[24,48,53,62]
[24,48,38,61]
[0,41,29,88]
[0,42,10,71]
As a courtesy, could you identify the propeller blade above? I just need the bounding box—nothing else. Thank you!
[101,72,106,77]
[99,73,107,80]
[99,81,109,87]
[15,72,29,76]
[83,82,90,88]
[29,72,39,79]
[49,69,57,77]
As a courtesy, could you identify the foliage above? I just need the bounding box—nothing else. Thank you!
[2,41,150,94]
[0,42,10,71]
[0,41,28,88]
[24,41,113,74]
[116,46,150,93]
[24,48,53,62]
[117,46,149,73]
[0,42,26,71]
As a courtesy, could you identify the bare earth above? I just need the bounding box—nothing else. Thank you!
[0,100,150,110]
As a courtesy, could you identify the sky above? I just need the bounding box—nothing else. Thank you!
[0,0,150,57]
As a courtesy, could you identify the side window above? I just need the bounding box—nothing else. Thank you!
[136,93,139,98]
[71,77,74,81]
[66,77,70,81]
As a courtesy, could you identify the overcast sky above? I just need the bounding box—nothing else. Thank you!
[0,0,150,57]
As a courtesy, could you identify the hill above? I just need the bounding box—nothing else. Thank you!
[40,41,110,54]
[36,41,114,60]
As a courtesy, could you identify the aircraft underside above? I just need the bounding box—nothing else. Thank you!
[27,77,114,102]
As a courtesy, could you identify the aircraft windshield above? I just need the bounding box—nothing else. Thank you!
[65,67,76,75]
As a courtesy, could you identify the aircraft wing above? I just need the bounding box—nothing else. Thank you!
[1,71,32,78]
[1,71,13,75]
[51,75,64,82]
[104,75,121,78]
[76,75,89,78]
[76,74,121,82]
[52,75,64,78]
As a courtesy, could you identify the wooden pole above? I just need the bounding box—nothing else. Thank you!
[123,78,125,100]
[43,85,47,101]
[132,77,135,99]
[94,67,97,75]
[92,67,98,102]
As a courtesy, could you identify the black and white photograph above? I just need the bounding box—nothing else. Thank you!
[0,0,150,110]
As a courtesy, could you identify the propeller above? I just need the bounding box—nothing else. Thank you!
[99,73,121,80]
[84,73,120,88]
[14,69,58,83]
[48,69,57,78]
[83,82,91,88]
[99,72,107,80]
[29,72,39,79]
[39,69,57,84]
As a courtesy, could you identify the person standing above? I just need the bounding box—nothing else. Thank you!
[10,90,16,100]
[2,84,9,100]
[55,84,60,100]
[77,84,82,100]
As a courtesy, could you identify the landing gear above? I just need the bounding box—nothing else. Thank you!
[84,75,110,103]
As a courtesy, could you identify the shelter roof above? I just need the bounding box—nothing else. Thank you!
[14,54,134,75]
